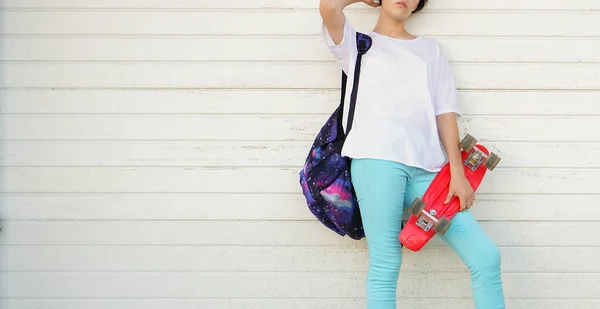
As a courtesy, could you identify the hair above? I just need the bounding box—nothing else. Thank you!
[413,0,428,13]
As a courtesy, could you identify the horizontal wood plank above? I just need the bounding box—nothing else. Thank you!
[2,141,599,169]
[3,37,599,63]
[3,89,600,116]
[1,2,598,307]
[1,0,599,10]
[2,167,600,195]
[2,246,598,273]
[2,62,599,90]
[1,11,600,36]
[1,115,598,142]
[1,194,599,222]
[1,299,600,309]
[0,221,597,247]
[1,272,598,298]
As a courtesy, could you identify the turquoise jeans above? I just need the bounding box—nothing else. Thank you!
[351,158,506,309]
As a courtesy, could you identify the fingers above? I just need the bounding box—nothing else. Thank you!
[363,0,380,7]
[459,195,466,211]
[444,190,475,211]
[464,192,475,210]
[446,190,466,211]
[444,191,453,204]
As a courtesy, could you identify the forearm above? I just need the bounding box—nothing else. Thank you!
[436,113,464,176]
[320,0,364,44]
[320,0,363,11]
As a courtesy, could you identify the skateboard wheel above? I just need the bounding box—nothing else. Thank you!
[434,217,451,235]
[409,198,426,216]
[484,152,501,171]
[460,134,477,152]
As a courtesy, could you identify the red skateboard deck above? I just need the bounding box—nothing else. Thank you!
[399,134,500,252]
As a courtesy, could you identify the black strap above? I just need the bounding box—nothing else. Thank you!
[345,32,372,135]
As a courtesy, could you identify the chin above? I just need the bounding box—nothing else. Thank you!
[385,8,412,21]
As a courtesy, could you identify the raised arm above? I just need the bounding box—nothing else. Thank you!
[320,0,378,44]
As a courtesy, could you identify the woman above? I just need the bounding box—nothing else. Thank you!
[318,0,506,308]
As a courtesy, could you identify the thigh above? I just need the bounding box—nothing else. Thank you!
[351,159,408,249]
[403,167,436,209]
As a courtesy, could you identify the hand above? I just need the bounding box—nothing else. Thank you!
[444,172,475,211]
[362,0,380,7]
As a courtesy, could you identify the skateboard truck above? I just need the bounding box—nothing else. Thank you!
[408,198,451,235]
[463,147,487,172]
[415,209,438,232]
[460,134,501,172]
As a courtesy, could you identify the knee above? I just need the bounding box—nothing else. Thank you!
[369,249,402,281]
[468,242,502,275]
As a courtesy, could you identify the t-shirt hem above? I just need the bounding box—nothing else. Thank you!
[344,154,444,173]
[435,108,462,117]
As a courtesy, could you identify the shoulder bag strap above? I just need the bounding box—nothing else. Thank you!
[345,32,372,135]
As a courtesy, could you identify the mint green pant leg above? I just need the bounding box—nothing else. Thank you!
[438,211,506,309]
[406,168,506,309]
[350,158,408,309]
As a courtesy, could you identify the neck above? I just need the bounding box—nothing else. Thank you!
[372,13,415,40]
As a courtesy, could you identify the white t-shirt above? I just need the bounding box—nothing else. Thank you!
[321,19,462,172]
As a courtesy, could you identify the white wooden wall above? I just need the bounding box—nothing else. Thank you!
[1,1,600,308]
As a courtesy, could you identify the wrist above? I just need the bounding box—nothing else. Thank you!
[450,164,465,176]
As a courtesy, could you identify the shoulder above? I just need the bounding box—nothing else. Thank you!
[415,36,443,52]
[416,36,449,65]
[416,36,439,45]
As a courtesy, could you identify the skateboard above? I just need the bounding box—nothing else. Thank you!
[398,134,501,251]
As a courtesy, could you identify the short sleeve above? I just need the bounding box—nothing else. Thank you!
[321,18,357,73]
[434,46,462,117]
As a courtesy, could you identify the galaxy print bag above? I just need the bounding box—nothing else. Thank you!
[298,32,372,240]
